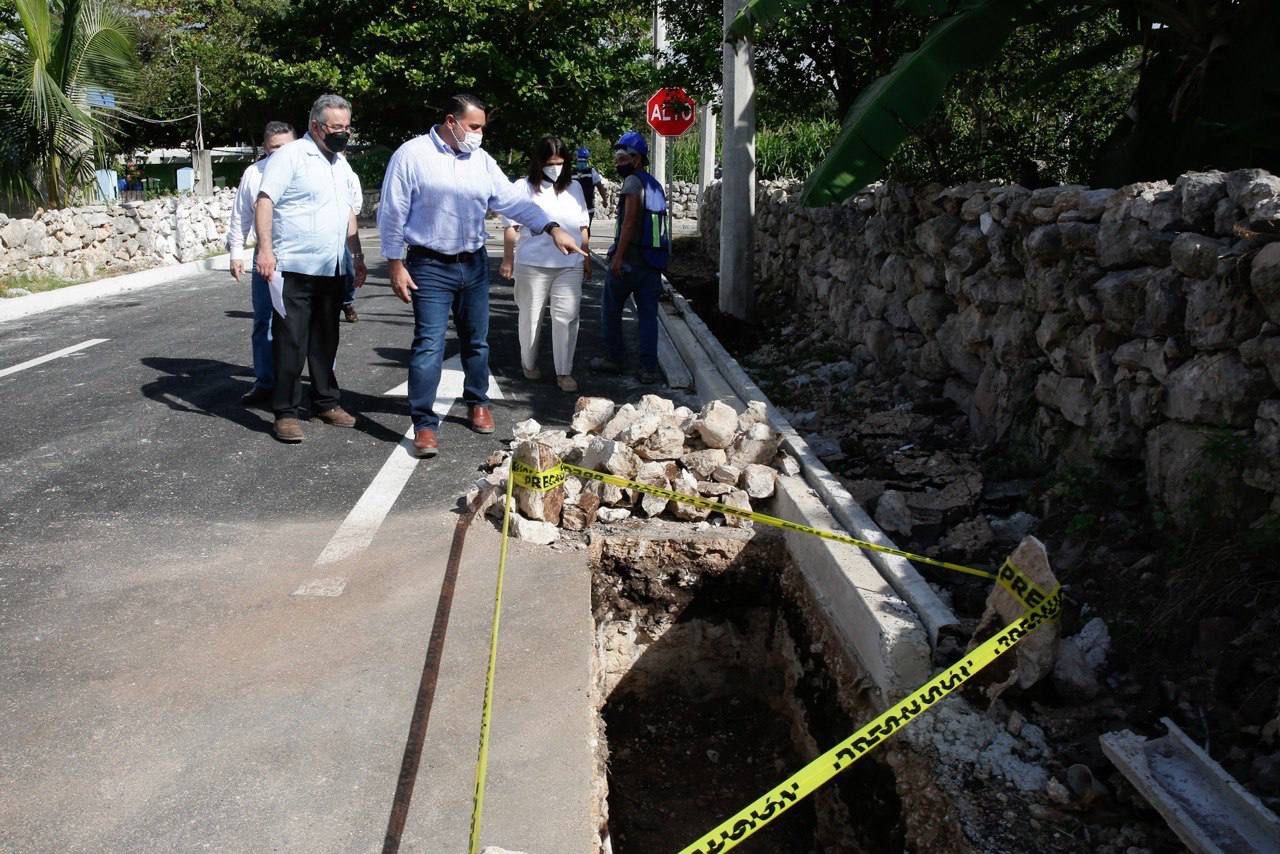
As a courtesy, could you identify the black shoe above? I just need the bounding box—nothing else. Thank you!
[241,387,273,406]
[342,304,358,323]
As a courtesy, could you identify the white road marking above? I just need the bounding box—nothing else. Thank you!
[294,356,505,595]
[0,338,109,379]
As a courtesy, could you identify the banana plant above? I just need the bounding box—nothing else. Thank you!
[0,0,139,208]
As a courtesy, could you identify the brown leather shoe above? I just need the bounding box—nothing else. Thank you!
[413,428,438,458]
[274,417,304,443]
[315,406,356,428]
[469,405,495,434]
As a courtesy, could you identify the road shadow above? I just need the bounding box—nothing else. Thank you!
[139,356,273,435]
[224,310,254,320]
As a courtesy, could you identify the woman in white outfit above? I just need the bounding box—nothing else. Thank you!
[499,136,592,392]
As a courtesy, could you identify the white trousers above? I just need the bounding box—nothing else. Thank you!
[514,262,583,375]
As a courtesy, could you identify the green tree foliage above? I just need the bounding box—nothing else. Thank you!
[242,0,658,164]
[728,0,1280,204]
[0,0,140,206]
[121,0,277,151]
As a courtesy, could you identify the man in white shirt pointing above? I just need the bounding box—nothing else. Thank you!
[226,120,295,406]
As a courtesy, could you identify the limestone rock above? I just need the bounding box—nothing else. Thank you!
[697,481,736,498]
[510,513,560,545]
[671,468,711,521]
[737,400,769,432]
[615,412,662,445]
[585,477,628,507]
[633,461,672,517]
[601,403,641,440]
[571,396,616,434]
[681,448,727,479]
[728,422,782,467]
[694,400,738,449]
[1163,352,1268,427]
[721,489,754,528]
[637,393,675,415]
[773,453,801,476]
[971,536,1061,702]
[711,464,741,485]
[513,441,564,525]
[1251,241,1280,325]
[581,437,640,479]
[596,506,632,523]
[636,423,685,460]
[874,490,913,536]
[740,463,777,499]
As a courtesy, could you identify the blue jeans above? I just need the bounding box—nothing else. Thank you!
[406,251,490,432]
[602,265,662,370]
[250,270,274,390]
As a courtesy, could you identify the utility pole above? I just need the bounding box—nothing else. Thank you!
[697,104,716,197]
[652,3,667,189]
[193,64,213,196]
[718,0,755,320]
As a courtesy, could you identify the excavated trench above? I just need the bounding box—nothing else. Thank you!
[588,523,906,854]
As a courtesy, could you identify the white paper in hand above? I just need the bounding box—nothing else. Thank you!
[269,270,286,317]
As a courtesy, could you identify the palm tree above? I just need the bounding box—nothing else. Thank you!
[0,0,139,208]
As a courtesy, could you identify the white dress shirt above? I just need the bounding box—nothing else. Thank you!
[378,127,553,260]
[259,134,358,277]
[503,178,588,268]
[226,159,267,262]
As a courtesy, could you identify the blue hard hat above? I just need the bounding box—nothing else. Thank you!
[613,130,648,157]
[576,146,589,159]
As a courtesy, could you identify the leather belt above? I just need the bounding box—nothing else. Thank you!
[406,245,481,264]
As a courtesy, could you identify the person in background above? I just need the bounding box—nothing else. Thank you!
[226,120,296,406]
[596,131,669,385]
[499,135,591,393]
[572,145,606,229]
[255,94,367,444]
[377,94,588,459]
[341,170,363,323]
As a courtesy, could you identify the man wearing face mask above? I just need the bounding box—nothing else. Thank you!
[378,93,589,458]
[255,94,367,444]
[226,120,295,406]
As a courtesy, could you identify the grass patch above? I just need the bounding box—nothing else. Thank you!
[0,273,80,298]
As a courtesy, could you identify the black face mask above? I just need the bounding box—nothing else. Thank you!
[617,163,635,178]
[324,131,350,153]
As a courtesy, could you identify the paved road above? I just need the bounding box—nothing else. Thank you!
[0,227,655,853]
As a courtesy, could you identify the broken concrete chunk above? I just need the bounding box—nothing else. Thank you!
[722,489,754,527]
[581,437,640,479]
[636,423,686,460]
[711,464,741,485]
[571,396,616,434]
[740,463,778,499]
[727,421,783,467]
[694,399,738,448]
[681,448,727,479]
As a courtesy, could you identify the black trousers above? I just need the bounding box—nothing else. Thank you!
[271,271,343,419]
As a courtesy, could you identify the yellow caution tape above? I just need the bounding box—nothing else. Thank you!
[508,458,1060,853]
[509,459,1049,612]
[468,466,517,854]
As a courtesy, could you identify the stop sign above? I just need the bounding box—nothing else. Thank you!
[647,87,697,138]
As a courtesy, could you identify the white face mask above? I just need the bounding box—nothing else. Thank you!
[543,165,562,182]
[449,121,483,153]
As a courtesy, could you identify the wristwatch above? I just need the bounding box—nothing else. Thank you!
[542,221,561,234]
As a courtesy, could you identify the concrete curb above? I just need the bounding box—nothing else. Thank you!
[0,253,231,324]
[652,280,933,701]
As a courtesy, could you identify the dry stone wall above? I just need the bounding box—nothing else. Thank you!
[699,172,1280,525]
[0,189,236,281]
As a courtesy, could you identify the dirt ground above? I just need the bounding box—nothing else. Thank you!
[665,234,1280,852]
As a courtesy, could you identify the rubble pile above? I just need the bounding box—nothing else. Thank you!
[471,394,800,544]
